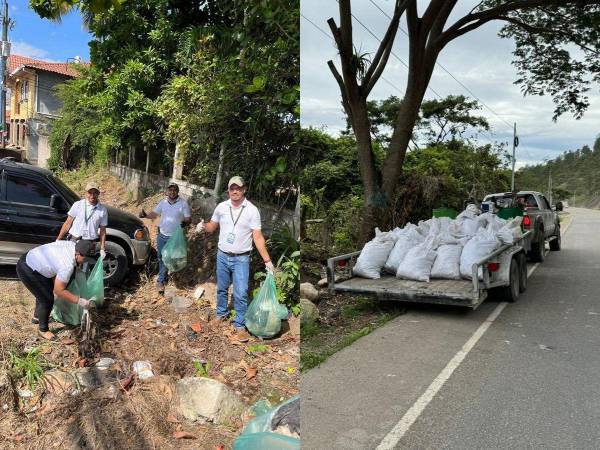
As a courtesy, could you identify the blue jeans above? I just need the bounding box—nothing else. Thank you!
[156,233,170,284]
[216,250,250,329]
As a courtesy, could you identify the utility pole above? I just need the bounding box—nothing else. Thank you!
[0,0,10,147]
[547,166,553,205]
[510,122,519,193]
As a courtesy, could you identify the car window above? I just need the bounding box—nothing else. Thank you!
[6,174,53,207]
[518,194,538,208]
[541,196,551,209]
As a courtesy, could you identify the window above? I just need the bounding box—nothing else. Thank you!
[6,175,52,207]
[541,196,552,209]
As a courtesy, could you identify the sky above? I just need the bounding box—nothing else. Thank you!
[8,0,91,63]
[300,1,600,169]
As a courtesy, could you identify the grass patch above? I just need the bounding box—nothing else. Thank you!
[341,295,377,318]
[300,310,398,372]
[7,347,51,389]
[246,344,269,354]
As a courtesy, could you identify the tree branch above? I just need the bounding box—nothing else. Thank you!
[328,60,354,123]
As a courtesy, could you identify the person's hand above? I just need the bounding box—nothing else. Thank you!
[77,297,93,309]
[181,221,190,229]
[138,209,147,219]
[100,249,106,259]
[195,220,205,233]
[265,260,275,273]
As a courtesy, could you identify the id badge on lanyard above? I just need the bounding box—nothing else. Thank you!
[228,205,245,244]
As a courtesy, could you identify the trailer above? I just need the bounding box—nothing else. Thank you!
[327,230,534,309]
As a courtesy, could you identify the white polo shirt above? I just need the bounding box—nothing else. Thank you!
[26,241,76,283]
[68,199,108,240]
[211,198,261,253]
[154,197,192,236]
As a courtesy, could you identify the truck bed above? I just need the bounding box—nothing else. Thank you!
[333,275,485,308]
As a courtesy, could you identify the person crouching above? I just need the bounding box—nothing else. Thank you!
[16,240,98,341]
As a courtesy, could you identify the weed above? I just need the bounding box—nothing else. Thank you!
[300,321,320,339]
[8,347,49,389]
[341,296,376,318]
[193,359,212,378]
[246,344,269,355]
[300,352,328,371]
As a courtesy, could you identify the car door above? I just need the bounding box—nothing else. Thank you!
[0,169,25,263]
[540,195,556,236]
[3,171,68,254]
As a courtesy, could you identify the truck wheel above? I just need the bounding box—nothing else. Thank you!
[517,252,527,293]
[549,227,561,251]
[101,241,129,287]
[500,257,520,303]
[529,229,545,263]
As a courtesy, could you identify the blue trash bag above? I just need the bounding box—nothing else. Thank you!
[245,272,288,338]
[161,226,188,273]
[233,396,300,450]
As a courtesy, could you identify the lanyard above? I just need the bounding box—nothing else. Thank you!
[229,205,245,230]
[84,202,97,225]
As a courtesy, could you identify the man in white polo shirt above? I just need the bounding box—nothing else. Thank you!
[16,240,97,341]
[196,176,274,342]
[140,182,191,294]
[56,182,108,258]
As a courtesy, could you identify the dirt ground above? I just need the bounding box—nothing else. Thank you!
[0,169,299,449]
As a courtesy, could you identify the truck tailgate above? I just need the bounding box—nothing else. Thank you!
[333,275,486,308]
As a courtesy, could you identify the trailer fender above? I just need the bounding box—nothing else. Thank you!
[496,248,524,284]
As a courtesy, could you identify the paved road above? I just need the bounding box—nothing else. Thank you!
[302,208,598,449]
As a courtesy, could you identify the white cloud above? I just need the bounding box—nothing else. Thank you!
[10,41,57,62]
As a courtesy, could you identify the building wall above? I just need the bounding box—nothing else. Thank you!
[36,72,69,115]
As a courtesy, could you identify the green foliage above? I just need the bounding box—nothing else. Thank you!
[193,359,212,378]
[267,221,299,266]
[515,135,600,206]
[246,344,269,355]
[8,347,50,389]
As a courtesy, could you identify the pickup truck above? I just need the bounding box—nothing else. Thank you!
[483,191,562,262]
[326,192,562,309]
[0,158,151,286]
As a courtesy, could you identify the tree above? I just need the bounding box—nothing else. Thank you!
[327,1,600,240]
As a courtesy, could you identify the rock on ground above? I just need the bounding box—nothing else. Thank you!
[300,283,319,301]
[300,298,319,325]
[175,377,246,425]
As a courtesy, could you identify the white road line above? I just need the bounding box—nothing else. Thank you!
[376,215,575,450]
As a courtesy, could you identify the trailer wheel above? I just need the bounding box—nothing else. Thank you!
[549,226,561,251]
[500,256,520,303]
[517,252,527,293]
[529,229,545,263]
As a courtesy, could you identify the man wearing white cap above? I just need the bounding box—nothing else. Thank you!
[196,176,274,342]
[139,182,191,294]
[56,182,108,258]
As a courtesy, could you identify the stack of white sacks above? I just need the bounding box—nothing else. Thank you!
[353,204,523,282]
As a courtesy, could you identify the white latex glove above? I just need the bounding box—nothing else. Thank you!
[265,261,275,273]
[78,297,92,309]
[195,219,205,233]
[100,249,106,259]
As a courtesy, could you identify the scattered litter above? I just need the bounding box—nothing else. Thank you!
[17,389,33,398]
[538,344,554,351]
[171,296,193,313]
[164,286,177,299]
[96,358,115,370]
[193,286,205,300]
[132,361,154,380]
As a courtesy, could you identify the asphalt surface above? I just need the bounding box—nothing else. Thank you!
[302,208,597,450]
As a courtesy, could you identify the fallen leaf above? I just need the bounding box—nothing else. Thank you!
[13,435,24,442]
[190,321,202,333]
[78,358,87,368]
[245,366,257,380]
[166,413,179,423]
[61,338,76,345]
[170,323,179,330]
[119,373,134,391]
[173,431,196,439]
[41,346,52,354]
[215,445,225,450]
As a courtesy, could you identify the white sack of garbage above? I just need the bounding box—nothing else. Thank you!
[353,228,396,279]
[396,236,438,282]
[384,226,424,274]
[459,225,502,280]
[431,244,463,280]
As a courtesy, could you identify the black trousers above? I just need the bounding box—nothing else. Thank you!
[16,254,55,332]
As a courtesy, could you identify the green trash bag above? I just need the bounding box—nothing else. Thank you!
[161,227,188,273]
[233,396,300,450]
[245,272,288,339]
[52,256,105,326]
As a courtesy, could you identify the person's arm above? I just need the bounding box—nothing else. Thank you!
[252,229,273,268]
[145,211,159,220]
[203,220,219,233]
[56,216,75,241]
[53,277,80,304]
[99,226,107,251]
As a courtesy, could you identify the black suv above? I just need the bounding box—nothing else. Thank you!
[0,158,151,286]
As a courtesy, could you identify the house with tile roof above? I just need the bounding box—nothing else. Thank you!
[6,54,83,167]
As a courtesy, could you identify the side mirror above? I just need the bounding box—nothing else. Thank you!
[555,201,563,212]
[50,194,65,211]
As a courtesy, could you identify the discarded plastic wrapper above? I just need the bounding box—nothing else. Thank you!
[52,256,105,326]
[245,272,288,339]
[171,295,193,312]
[132,361,154,380]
